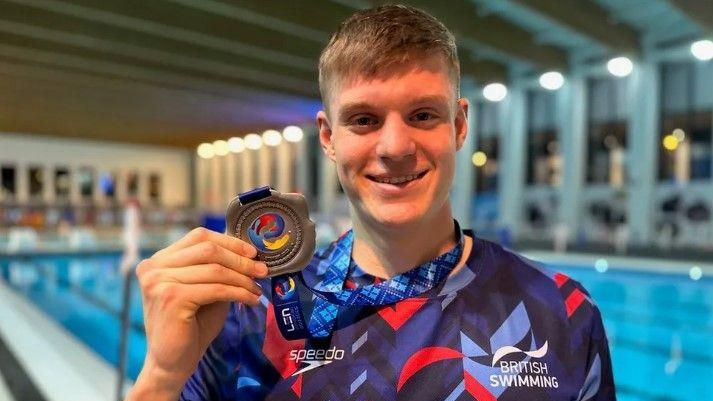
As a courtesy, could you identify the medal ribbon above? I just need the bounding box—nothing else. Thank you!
[272,221,464,339]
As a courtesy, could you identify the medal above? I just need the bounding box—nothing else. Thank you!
[226,186,316,277]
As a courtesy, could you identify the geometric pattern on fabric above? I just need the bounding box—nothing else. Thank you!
[307,227,463,337]
[179,233,616,401]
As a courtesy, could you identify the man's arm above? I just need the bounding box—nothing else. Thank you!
[576,305,616,401]
[125,228,267,401]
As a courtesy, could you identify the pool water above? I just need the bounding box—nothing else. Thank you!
[0,254,710,400]
[0,253,147,380]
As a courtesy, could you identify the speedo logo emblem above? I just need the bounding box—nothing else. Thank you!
[289,347,345,376]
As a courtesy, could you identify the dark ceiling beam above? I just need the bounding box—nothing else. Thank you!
[214,0,511,82]
[2,0,316,71]
[366,0,568,69]
[669,0,713,31]
[0,62,310,147]
[0,1,316,83]
[167,0,340,43]
[63,0,323,62]
[0,41,320,99]
[460,56,508,83]
[512,0,640,54]
[0,22,319,96]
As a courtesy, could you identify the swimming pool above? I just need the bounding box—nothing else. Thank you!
[0,253,710,400]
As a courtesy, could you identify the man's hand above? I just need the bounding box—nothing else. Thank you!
[126,227,267,401]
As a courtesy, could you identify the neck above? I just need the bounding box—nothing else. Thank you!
[350,207,458,278]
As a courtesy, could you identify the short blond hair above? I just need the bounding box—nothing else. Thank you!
[318,4,460,109]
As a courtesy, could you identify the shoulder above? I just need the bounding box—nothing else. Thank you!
[470,237,600,326]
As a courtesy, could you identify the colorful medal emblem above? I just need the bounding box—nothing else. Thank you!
[226,187,316,277]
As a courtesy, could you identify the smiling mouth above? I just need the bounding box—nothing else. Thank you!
[367,170,428,186]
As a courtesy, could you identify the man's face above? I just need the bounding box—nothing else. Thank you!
[317,55,468,229]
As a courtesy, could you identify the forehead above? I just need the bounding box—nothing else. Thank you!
[327,56,456,113]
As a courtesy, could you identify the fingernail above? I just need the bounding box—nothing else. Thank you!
[256,262,268,277]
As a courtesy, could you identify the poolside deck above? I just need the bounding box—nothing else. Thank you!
[0,278,131,401]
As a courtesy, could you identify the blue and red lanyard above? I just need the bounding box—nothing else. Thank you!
[271,222,464,340]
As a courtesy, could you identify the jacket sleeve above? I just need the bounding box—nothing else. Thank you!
[576,304,616,401]
[179,303,242,401]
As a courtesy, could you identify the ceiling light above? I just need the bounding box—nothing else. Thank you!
[262,129,282,147]
[244,133,263,150]
[483,83,507,102]
[472,151,488,167]
[283,125,304,142]
[607,57,633,77]
[213,140,229,156]
[539,71,564,90]
[690,39,713,61]
[662,135,679,151]
[672,128,685,142]
[228,137,245,153]
[196,143,214,159]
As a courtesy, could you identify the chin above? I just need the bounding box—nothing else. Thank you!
[365,202,426,228]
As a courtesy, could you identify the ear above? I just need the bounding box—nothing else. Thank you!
[454,97,469,151]
[316,110,336,162]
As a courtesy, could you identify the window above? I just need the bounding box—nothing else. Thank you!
[28,165,44,201]
[586,77,629,185]
[658,61,713,182]
[474,101,500,193]
[78,167,94,200]
[55,167,70,202]
[149,173,161,204]
[99,172,116,200]
[1,165,16,202]
[526,90,561,186]
[127,171,139,197]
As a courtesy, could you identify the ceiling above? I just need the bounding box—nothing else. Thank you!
[0,0,708,148]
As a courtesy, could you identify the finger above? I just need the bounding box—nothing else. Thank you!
[162,264,262,295]
[154,241,268,277]
[153,227,258,259]
[182,283,261,306]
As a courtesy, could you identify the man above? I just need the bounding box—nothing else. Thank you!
[127,5,615,401]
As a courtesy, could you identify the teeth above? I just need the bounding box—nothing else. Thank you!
[373,174,419,184]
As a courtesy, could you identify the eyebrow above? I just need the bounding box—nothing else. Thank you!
[337,95,451,119]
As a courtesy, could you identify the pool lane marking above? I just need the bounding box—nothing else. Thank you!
[46,263,147,334]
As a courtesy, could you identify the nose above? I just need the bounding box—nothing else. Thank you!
[375,115,416,161]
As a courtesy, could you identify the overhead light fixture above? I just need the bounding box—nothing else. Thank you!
[539,71,564,90]
[471,151,487,167]
[228,137,245,153]
[662,134,679,151]
[196,143,214,159]
[483,83,507,102]
[213,140,229,156]
[244,133,263,150]
[690,39,713,61]
[262,130,282,147]
[283,125,304,142]
[607,56,633,77]
[672,128,686,142]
